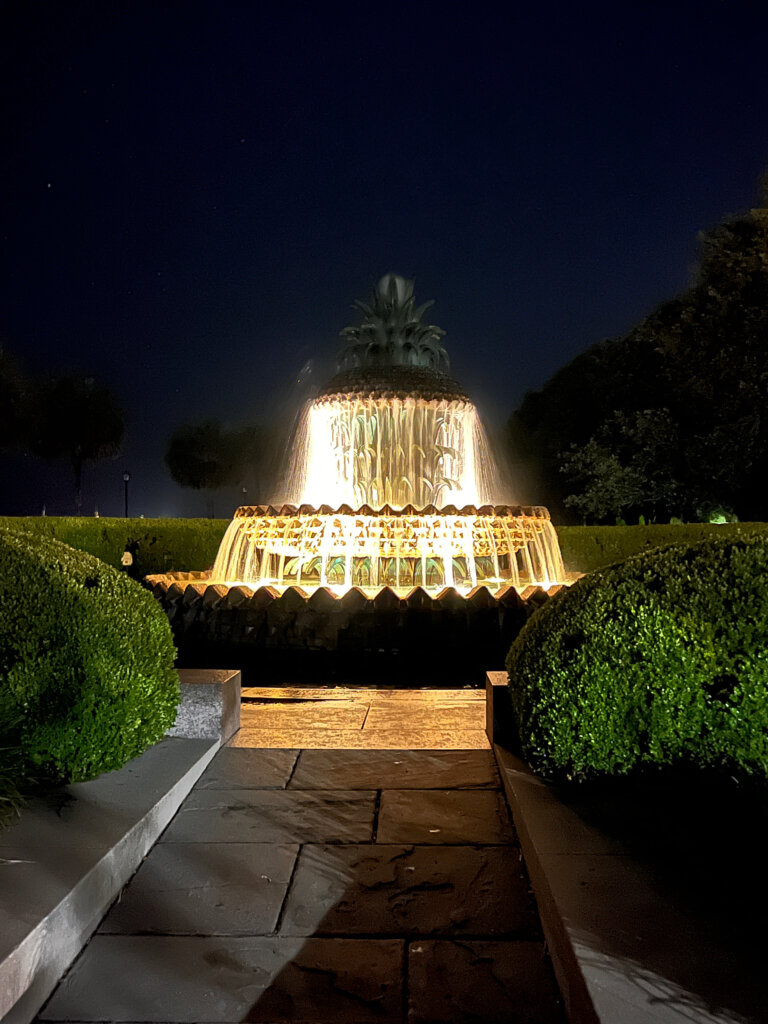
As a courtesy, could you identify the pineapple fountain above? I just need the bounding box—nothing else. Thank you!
[209,274,565,596]
[148,275,569,664]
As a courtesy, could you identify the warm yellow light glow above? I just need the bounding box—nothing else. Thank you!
[210,380,569,598]
[280,395,500,509]
[211,505,565,597]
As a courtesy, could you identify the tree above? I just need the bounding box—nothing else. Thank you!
[29,375,124,513]
[660,199,768,517]
[561,409,685,523]
[165,420,264,511]
[0,347,30,450]
[561,438,644,524]
[508,330,670,516]
[511,172,768,522]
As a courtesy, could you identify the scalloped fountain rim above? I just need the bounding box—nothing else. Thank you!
[145,571,577,606]
[232,502,553,518]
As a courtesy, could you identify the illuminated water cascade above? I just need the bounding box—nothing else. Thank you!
[212,504,564,595]
[283,395,500,510]
[210,274,567,598]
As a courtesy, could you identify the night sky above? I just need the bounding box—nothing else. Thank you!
[2,1,768,518]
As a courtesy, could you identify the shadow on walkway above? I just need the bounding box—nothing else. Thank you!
[38,746,565,1023]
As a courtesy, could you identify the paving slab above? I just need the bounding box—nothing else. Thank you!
[31,693,565,1024]
[408,939,564,1024]
[241,687,374,701]
[241,703,369,729]
[377,789,514,844]
[289,748,499,789]
[230,725,490,749]
[39,935,404,1023]
[160,788,376,844]
[193,748,299,790]
[279,843,538,937]
[363,704,484,731]
[232,688,490,751]
[367,689,484,701]
[99,843,298,935]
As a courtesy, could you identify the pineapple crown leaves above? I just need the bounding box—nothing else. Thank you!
[340,274,446,348]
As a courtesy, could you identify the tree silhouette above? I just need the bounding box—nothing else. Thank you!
[511,170,768,522]
[165,420,263,511]
[29,375,124,513]
[0,347,30,450]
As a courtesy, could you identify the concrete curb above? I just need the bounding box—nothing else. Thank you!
[493,744,602,1024]
[488,672,765,1024]
[0,736,220,1024]
[0,668,239,1024]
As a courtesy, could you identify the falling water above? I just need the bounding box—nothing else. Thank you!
[210,391,566,595]
[212,505,565,595]
[281,394,504,510]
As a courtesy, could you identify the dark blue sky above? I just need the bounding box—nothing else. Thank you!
[2,1,767,516]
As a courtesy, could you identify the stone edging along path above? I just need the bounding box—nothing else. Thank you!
[0,669,240,1024]
[487,671,768,1024]
[0,737,220,1024]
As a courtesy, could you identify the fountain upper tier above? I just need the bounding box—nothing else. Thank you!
[279,275,504,511]
[282,394,501,511]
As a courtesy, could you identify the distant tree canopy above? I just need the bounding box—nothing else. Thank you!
[165,420,264,504]
[1,352,125,512]
[29,375,124,513]
[0,347,29,449]
[510,176,768,523]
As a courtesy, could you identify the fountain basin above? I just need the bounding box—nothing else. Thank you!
[210,503,565,597]
[144,570,571,678]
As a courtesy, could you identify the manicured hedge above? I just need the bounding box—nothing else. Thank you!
[506,536,768,779]
[0,516,228,576]
[0,526,180,782]
[6,517,767,581]
[555,521,768,574]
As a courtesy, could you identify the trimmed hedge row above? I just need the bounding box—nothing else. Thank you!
[0,526,180,783]
[555,521,768,574]
[4,517,767,580]
[0,516,228,576]
[506,536,768,780]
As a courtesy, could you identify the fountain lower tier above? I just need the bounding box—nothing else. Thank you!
[210,504,565,597]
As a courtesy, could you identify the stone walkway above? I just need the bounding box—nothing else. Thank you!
[235,686,490,749]
[38,691,565,1023]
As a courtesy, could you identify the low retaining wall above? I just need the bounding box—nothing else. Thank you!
[489,671,765,1024]
[145,573,563,659]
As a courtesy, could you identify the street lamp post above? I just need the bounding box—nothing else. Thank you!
[123,471,131,518]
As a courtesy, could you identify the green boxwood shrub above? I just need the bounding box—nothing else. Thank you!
[0,516,228,575]
[0,526,180,783]
[506,536,768,779]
